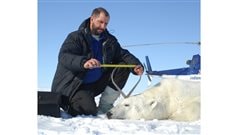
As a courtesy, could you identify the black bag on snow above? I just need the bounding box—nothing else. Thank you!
[38,91,62,117]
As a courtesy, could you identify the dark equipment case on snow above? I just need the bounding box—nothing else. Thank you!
[38,91,62,117]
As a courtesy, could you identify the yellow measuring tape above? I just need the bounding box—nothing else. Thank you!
[100,64,136,68]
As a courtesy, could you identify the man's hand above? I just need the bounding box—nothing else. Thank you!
[134,65,144,75]
[84,58,101,69]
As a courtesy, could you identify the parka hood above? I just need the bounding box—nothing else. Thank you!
[78,18,91,33]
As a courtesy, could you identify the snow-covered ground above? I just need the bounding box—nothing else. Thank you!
[38,75,201,135]
[38,112,200,135]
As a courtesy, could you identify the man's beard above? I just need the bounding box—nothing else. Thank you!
[91,24,104,35]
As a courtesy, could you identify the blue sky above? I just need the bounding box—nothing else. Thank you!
[38,0,200,94]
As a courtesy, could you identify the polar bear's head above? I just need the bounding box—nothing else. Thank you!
[107,94,168,120]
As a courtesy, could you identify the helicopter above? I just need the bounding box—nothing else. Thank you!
[144,54,201,82]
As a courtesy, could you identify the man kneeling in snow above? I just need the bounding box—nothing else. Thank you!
[107,78,200,121]
[51,8,143,117]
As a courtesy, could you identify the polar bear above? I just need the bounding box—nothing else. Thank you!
[107,78,200,121]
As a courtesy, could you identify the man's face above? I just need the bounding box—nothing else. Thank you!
[90,12,109,35]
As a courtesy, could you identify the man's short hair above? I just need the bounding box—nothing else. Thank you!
[91,7,110,18]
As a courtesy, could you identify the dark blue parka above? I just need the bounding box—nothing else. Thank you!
[51,18,143,100]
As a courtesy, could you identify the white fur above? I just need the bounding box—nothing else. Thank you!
[107,78,200,121]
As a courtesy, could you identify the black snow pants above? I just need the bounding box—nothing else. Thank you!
[67,67,130,116]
